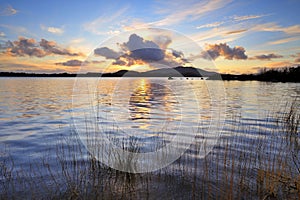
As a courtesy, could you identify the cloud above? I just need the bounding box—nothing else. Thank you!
[41,25,64,35]
[5,37,82,57]
[55,59,84,66]
[264,61,295,68]
[283,25,300,35]
[151,0,232,26]
[55,59,104,67]
[0,24,30,36]
[39,39,81,56]
[195,13,267,30]
[232,14,268,22]
[268,37,300,45]
[94,47,120,59]
[0,4,17,16]
[252,23,300,35]
[170,49,184,58]
[191,21,300,47]
[225,29,247,35]
[121,34,165,62]
[291,53,300,63]
[153,35,172,49]
[249,53,283,61]
[200,43,247,60]
[7,37,46,57]
[83,6,129,35]
[121,20,151,31]
[191,23,249,44]
[196,21,224,29]
[0,32,5,37]
[93,33,188,68]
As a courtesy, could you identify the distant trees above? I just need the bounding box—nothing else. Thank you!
[256,66,300,82]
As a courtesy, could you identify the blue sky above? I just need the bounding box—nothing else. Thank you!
[0,0,300,74]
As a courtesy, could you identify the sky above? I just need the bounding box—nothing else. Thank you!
[0,0,300,74]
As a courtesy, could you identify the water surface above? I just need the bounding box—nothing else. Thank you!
[0,77,299,198]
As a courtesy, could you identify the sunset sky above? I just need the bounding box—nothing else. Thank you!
[0,0,300,74]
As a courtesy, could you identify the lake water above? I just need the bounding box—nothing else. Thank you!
[0,77,299,198]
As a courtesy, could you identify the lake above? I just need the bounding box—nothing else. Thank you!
[0,77,299,199]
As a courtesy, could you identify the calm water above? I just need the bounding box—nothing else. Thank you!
[0,77,299,197]
[0,77,299,160]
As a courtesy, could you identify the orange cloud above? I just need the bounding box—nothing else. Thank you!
[200,43,248,60]
[225,29,247,35]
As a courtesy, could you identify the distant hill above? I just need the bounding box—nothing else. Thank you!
[138,66,217,77]
[102,66,218,77]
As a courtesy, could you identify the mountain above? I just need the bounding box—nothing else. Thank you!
[102,70,140,77]
[115,66,217,77]
[141,66,217,77]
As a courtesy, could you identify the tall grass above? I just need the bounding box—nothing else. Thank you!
[0,100,299,199]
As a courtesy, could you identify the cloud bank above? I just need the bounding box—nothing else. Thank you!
[93,33,187,68]
[200,43,247,60]
[4,37,82,57]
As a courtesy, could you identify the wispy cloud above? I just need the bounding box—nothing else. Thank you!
[0,4,17,16]
[0,24,30,36]
[282,25,300,35]
[69,38,85,44]
[192,21,300,46]
[191,24,248,44]
[83,6,129,35]
[265,61,295,68]
[41,25,64,35]
[196,21,224,29]
[196,13,268,30]
[232,14,268,22]
[192,13,268,43]
[0,31,5,37]
[268,37,300,45]
[225,29,247,35]
[150,0,232,26]
[252,23,300,35]
[121,20,151,31]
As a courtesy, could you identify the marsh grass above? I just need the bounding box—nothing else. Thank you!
[0,100,299,199]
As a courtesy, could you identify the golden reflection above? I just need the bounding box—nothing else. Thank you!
[129,79,151,129]
[128,79,179,130]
